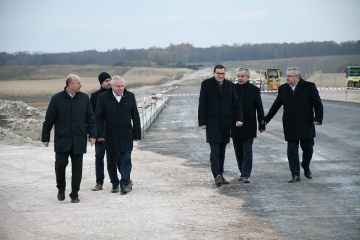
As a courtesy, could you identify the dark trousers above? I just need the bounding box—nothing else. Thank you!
[209,143,227,178]
[55,145,83,199]
[287,139,314,177]
[233,138,254,177]
[95,142,106,185]
[106,151,132,187]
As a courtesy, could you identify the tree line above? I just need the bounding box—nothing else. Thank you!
[1,40,359,66]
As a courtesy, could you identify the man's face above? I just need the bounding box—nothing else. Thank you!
[69,76,82,93]
[101,78,111,89]
[111,79,125,96]
[286,70,300,86]
[237,71,249,85]
[213,68,226,83]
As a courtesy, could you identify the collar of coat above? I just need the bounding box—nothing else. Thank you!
[209,77,231,97]
[238,80,250,88]
[63,86,78,98]
[106,88,129,98]
[288,78,305,96]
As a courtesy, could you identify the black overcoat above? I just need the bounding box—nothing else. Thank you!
[264,78,323,141]
[198,77,243,143]
[231,81,265,140]
[95,88,141,152]
[42,87,96,154]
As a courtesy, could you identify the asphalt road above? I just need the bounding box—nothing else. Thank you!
[137,85,360,239]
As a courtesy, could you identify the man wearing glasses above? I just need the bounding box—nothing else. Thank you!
[198,64,243,187]
[263,67,323,183]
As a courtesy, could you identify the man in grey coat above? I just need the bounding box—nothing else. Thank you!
[42,74,96,203]
[264,67,323,183]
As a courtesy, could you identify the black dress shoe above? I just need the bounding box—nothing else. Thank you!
[57,190,65,201]
[304,171,313,179]
[288,176,301,183]
[214,175,223,187]
[221,176,230,184]
[111,185,119,193]
[121,184,132,194]
[71,198,80,203]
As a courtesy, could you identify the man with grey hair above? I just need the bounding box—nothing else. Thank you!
[96,75,141,194]
[231,67,265,183]
[264,67,323,183]
[42,74,96,203]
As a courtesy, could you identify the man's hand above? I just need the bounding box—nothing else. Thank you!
[90,138,96,146]
[314,121,321,125]
[134,139,139,142]
[43,142,49,147]
[259,129,265,133]
[97,138,105,141]
[262,120,267,125]
[200,125,206,129]
[236,121,243,127]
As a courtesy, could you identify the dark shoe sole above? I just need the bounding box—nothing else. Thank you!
[122,185,132,193]
[71,198,80,203]
[304,172,312,179]
[288,177,301,183]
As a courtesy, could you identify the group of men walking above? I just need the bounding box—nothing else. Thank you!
[41,64,323,203]
[198,65,323,187]
[42,72,140,203]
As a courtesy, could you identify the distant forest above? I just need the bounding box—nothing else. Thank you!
[1,40,359,66]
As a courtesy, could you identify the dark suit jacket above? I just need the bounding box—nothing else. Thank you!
[198,77,243,143]
[264,78,323,141]
[42,87,96,154]
[95,88,141,152]
[231,81,265,140]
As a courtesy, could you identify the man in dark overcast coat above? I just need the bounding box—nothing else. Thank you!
[96,75,141,194]
[198,64,243,187]
[89,72,112,191]
[231,67,265,183]
[42,74,96,203]
[264,67,323,183]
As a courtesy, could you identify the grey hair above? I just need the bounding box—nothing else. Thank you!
[287,67,301,77]
[111,75,125,85]
[236,67,250,77]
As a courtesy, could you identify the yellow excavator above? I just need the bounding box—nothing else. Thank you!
[265,67,281,90]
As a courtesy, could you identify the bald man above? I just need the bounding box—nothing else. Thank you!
[42,74,97,203]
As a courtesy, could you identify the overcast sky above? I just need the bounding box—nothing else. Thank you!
[1,0,359,53]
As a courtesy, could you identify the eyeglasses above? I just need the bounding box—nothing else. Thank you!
[215,72,226,76]
[286,75,297,78]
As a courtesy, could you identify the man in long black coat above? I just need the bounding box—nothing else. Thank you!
[42,74,96,203]
[89,72,112,191]
[231,67,265,183]
[96,75,141,194]
[198,64,243,187]
[264,67,323,183]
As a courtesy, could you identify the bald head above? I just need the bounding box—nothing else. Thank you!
[66,74,82,94]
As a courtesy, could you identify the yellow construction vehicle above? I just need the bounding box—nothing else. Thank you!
[346,66,360,87]
[265,67,281,90]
